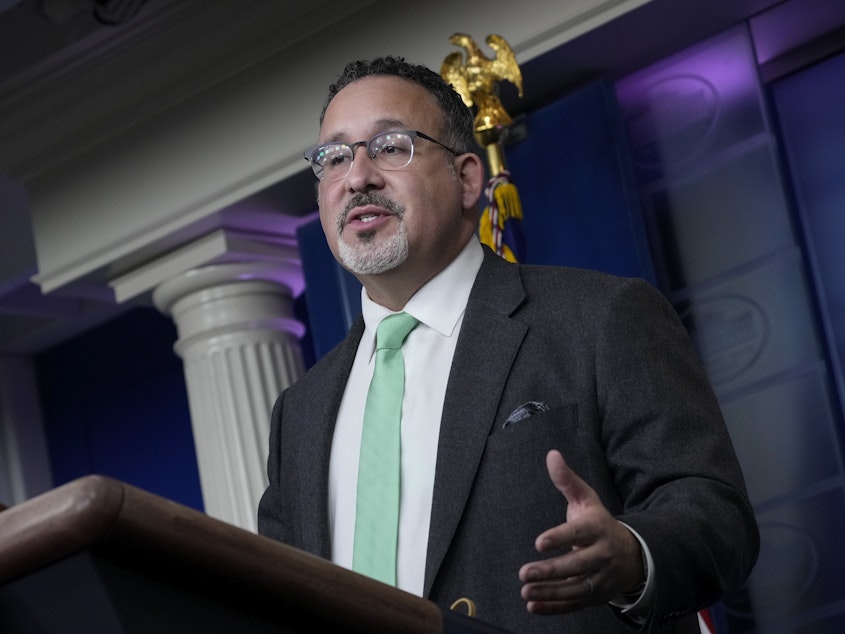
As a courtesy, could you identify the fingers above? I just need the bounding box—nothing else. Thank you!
[519,543,594,583]
[520,542,612,613]
[520,520,646,613]
[521,574,598,614]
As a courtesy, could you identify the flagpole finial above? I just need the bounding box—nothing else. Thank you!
[440,32,524,195]
[442,33,526,263]
[440,33,523,149]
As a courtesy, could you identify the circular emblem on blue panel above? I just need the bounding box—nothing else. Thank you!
[723,521,818,619]
[624,74,720,167]
[681,294,768,385]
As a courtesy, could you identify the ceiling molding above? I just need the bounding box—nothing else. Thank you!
[0,0,380,181]
[0,0,646,183]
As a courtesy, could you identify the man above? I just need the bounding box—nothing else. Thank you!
[257,56,759,633]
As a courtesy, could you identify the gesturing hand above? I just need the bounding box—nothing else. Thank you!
[518,450,644,614]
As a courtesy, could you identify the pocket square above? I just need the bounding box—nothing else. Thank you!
[503,400,550,428]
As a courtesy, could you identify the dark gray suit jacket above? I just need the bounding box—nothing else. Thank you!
[258,246,759,633]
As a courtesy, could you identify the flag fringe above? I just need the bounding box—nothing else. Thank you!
[479,171,524,263]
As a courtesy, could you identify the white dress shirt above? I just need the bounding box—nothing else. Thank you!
[329,238,484,596]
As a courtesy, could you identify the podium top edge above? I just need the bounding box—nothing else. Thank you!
[0,475,451,633]
[0,475,125,584]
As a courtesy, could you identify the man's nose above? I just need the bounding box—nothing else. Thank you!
[345,146,383,191]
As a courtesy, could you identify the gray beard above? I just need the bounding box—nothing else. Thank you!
[338,220,409,275]
[335,192,409,275]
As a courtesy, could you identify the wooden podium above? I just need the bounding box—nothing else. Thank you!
[0,476,512,633]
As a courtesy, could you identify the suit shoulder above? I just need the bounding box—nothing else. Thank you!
[508,264,677,332]
[518,262,657,297]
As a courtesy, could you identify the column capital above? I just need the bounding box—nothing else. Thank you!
[153,260,306,358]
[152,258,306,531]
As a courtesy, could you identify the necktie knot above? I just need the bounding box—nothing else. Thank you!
[376,312,419,350]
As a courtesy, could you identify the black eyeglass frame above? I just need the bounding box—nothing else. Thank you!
[303,130,461,181]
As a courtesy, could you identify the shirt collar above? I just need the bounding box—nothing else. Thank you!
[360,238,484,356]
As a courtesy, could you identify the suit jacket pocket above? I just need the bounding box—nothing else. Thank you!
[481,401,615,513]
[466,404,581,548]
[481,403,582,502]
[487,403,579,452]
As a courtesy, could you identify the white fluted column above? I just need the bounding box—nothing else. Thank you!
[153,261,305,531]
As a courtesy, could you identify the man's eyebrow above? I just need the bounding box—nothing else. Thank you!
[321,132,351,143]
[374,118,407,130]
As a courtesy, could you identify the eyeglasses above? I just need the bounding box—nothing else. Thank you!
[303,130,460,181]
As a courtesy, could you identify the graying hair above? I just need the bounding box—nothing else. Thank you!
[319,56,475,155]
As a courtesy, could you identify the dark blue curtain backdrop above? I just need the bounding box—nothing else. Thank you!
[37,307,203,511]
[505,80,655,282]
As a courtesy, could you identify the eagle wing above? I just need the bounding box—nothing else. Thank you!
[440,51,473,107]
[486,34,523,97]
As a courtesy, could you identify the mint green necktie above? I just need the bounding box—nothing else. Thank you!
[352,312,419,585]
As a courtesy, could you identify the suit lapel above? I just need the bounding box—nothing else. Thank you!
[424,249,527,596]
[299,316,364,558]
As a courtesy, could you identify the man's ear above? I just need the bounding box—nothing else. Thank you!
[457,152,486,210]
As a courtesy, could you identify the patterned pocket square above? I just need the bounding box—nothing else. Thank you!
[503,400,550,428]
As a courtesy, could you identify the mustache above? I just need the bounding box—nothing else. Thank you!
[341,193,403,224]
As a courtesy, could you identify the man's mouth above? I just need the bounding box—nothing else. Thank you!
[339,194,403,234]
[344,204,394,230]
[348,207,386,223]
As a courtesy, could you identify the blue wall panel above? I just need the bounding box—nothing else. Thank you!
[615,25,845,634]
[771,48,845,414]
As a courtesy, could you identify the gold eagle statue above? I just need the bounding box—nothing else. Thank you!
[441,33,523,144]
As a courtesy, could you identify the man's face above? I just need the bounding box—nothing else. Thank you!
[316,75,479,286]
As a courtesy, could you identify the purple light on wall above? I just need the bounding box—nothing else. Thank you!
[615,25,765,171]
